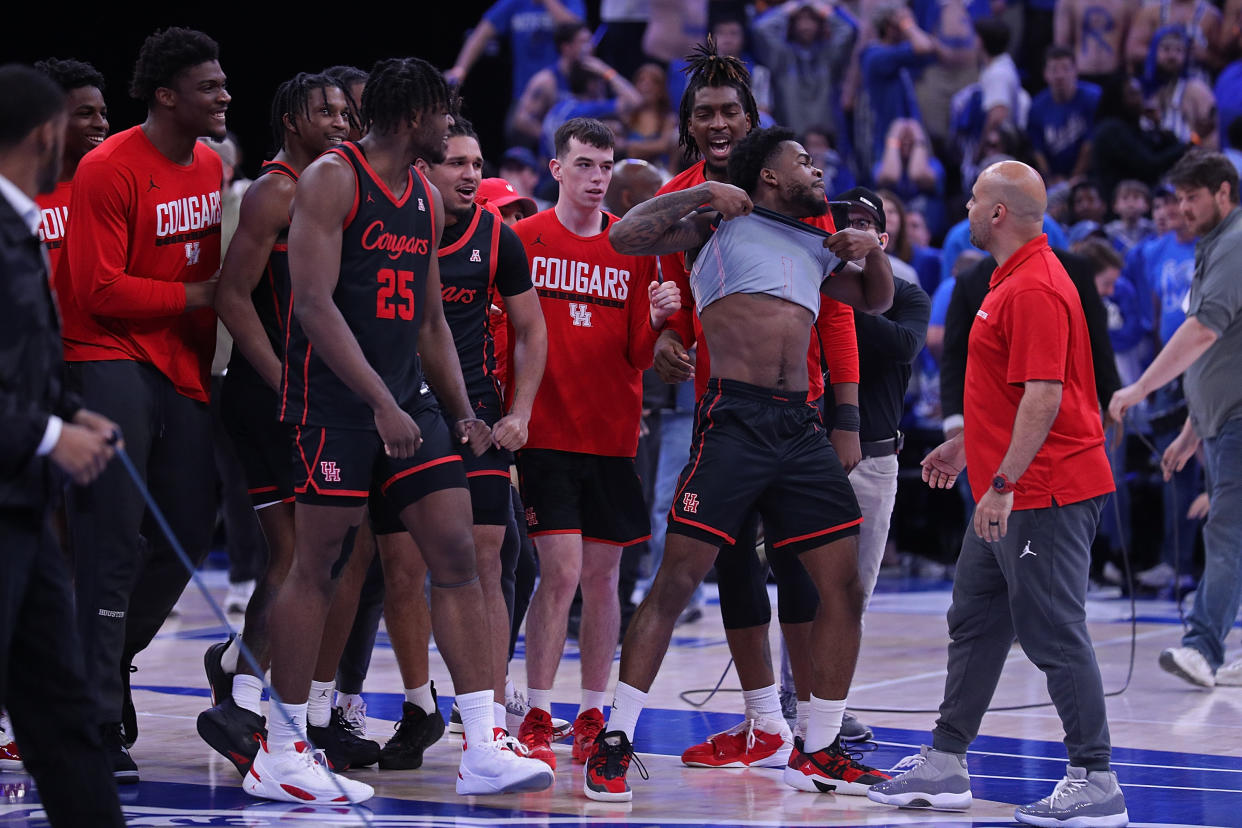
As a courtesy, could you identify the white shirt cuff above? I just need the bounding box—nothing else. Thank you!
[36,415,63,457]
[942,414,964,436]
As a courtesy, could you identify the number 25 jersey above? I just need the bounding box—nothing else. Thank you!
[281,142,435,430]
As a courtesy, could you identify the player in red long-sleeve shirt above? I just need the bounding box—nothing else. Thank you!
[512,117,681,772]
[56,28,228,784]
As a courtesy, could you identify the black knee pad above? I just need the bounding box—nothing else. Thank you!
[715,515,773,630]
[771,549,819,624]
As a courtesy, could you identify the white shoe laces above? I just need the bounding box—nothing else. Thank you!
[890,752,926,774]
[340,700,367,733]
[1044,775,1089,807]
[493,732,531,757]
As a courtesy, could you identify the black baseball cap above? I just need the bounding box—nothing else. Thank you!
[831,186,887,233]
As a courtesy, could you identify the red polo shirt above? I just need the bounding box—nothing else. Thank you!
[963,235,1113,509]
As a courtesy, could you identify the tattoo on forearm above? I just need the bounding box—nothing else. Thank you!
[611,190,711,254]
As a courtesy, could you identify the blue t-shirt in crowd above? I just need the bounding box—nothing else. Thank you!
[874,156,947,240]
[1145,232,1197,345]
[484,0,588,99]
[1027,82,1101,179]
[1103,274,1149,355]
[1217,59,1242,150]
[860,42,928,159]
[912,244,941,295]
[939,216,1068,286]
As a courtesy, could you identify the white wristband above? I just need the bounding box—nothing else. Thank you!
[942,414,964,436]
[36,415,63,457]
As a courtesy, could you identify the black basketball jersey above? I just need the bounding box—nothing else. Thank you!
[281,143,435,429]
[226,159,297,390]
[439,204,504,418]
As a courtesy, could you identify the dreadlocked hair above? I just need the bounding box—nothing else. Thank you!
[34,57,105,93]
[322,64,367,135]
[677,37,758,159]
[728,125,796,196]
[270,72,338,152]
[362,57,458,137]
[129,27,219,104]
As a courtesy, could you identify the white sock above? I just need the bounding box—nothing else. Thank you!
[494,702,508,729]
[579,688,607,718]
[804,695,846,753]
[268,701,307,753]
[796,699,810,736]
[504,677,516,699]
[606,682,648,742]
[457,689,495,750]
[527,687,553,715]
[220,635,241,674]
[742,683,782,722]
[307,680,334,727]
[336,692,364,712]
[404,682,435,714]
[232,673,264,716]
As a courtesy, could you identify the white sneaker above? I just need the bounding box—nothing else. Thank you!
[243,741,374,804]
[504,688,571,741]
[456,730,555,795]
[1159,646,1215,688]
[1136,562,1175,589]
[225,580,256,614]
[1215,657,1242,686]
[336,697,368,739]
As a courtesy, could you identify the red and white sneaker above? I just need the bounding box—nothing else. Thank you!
[0,714,22,771]
[681,716,793,769]
[783,735,891,795]
[583,730,647,802]
[571,708,605,764]
[457,729,555,795]
[242,739,374,804]
[517,708,557,770]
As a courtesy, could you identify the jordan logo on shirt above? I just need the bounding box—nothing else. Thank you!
[1020,541,1036,559]
[569,302,592,327]
[530,234,546,247]
[147,175,160,192]
[366,193,375,204]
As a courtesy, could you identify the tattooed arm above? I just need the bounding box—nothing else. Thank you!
[609,181,753,255]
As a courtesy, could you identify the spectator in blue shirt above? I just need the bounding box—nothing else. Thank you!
[445,0,587,100]
[1028,45,1102,186]
[858,4,936,173]
[874,118,947,239]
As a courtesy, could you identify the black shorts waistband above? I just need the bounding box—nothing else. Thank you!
[703,377,809,407]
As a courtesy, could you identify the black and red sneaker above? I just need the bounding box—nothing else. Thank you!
[783,735,891,795]
[583,730,647,802]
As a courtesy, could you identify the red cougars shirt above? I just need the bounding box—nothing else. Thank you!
[515,207,660,457]
[57,126,222,402]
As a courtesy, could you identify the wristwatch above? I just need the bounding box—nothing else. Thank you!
[992,473,1017,494]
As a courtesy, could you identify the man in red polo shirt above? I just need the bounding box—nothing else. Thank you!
[868,161,1127,828]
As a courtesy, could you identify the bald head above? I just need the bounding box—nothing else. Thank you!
[979,161,1047,223]
[605,158,663,216]
[968,160,1048,256]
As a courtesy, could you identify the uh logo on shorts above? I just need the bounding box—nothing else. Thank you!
[320,460,342,483]
[682,492,700,514]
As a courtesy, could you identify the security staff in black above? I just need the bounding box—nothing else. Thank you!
[0,63,125,826]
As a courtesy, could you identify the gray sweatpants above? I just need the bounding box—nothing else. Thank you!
[932,495,1112,771]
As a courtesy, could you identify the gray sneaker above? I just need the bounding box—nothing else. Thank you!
[1014,766,1128,827]
[866,745,972,811]
[1159,646,1215,688]
[840,711,873,742]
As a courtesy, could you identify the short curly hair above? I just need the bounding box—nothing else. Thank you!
[34,57,105,94]
[727,125,797,196]
[129,27,219,104]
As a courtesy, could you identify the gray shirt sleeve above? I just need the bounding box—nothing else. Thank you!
[1191,235,1242,336]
